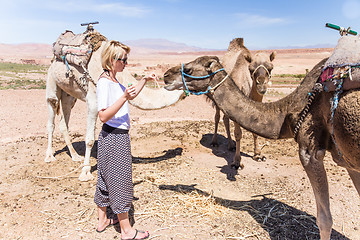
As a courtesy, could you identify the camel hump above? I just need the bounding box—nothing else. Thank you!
[228,38,246,51]
[325,35,360,68]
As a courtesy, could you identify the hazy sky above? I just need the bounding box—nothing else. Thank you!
[1,0,360,50]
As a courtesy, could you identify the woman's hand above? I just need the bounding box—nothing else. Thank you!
[124,85,137,100]
[143,72,159,82]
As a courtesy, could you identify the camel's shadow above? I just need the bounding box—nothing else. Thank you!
[159,183,349,240]
[200,133,253,181]
[54,140,183,172]
[53,140,98,159]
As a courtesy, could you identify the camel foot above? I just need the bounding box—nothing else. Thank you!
[44,155,56,163]
[71,154,84,162]
[254,155,267,162]
[231,163,244,170]
[78,166,94,182]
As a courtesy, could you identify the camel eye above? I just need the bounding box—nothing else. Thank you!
[183,67,192,75]
[265,63,273,72]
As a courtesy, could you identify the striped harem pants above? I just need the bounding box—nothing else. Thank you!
[94,124,133,214]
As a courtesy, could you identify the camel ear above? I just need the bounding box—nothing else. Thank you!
[209,56,219,62]
[207,58,219,72]
[270,51,276,61]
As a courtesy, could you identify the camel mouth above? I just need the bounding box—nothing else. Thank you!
[163,78,182,91]
[163,70,184,91]
[164,84,176,91]
[258,88,267,95]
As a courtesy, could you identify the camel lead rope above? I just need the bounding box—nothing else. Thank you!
[293,83,323,138]
[209,74,229,93]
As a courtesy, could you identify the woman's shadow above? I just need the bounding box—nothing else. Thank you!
[159,183,349,240]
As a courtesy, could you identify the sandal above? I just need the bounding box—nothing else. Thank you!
[121,229,149,240]
[96,218,115,233]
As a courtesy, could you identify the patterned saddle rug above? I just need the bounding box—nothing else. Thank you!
[52,28,107,92]
[320,35,360,91]
[53,29,107,67]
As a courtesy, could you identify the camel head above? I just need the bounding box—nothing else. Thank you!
[164,56,223,93]
[248,51,276,95]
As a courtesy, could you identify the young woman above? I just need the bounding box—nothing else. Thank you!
[94,40,156,239]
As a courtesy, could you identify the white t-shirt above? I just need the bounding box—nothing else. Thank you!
[97,77,130,130]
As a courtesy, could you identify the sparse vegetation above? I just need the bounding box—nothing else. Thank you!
[0,62,47,72]
[271,73,306,85]
[0,62,48,89]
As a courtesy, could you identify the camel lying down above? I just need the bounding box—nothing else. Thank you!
[163,48,360,239]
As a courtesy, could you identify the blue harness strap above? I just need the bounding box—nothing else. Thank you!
[181,64,224,96]
[61,55,71,71]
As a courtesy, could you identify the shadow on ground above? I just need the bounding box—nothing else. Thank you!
[200,133,254,181]
[159,183,349,240]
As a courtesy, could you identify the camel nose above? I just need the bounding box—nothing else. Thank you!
[259,87,267,95]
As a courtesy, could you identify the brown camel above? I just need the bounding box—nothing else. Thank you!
[163,39,360,239]
[212,38,275,169]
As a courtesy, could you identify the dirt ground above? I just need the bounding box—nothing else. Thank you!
[0,49,359,240]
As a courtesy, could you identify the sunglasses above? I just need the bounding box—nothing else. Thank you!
[117,57,128,64]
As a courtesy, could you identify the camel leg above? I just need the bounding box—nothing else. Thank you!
[59,91,82,162]
[231,122,244,169]
[346,169,360,195]
[299,146,332,240]
[252,133,266,161]
[224,116,235,151]
[44,73,61,163]
[44,97,59,162]
[211,106,221,147]
[79,90,97,181]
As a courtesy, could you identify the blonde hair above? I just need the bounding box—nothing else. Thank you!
[101,40,131,71]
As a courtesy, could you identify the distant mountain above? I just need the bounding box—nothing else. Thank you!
[0,39,217,60]
[0,43,52,58]
[0,40,335,61]
[263,43,335,50]
[124,38,215,53]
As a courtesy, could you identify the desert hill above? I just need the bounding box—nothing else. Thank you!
[0,39,333,75]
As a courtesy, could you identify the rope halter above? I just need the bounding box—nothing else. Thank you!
[251,64,271,82]
[181,64,228,96]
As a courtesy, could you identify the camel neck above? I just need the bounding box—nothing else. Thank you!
[209,58,326,139]
[210,70,289,139]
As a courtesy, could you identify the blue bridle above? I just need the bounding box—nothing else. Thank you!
[181,63,225,96]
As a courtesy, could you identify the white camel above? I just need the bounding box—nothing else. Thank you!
[45,40,184,181]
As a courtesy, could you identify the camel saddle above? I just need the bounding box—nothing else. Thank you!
[53,29,107,67]
[320,35,360,91]
[53,30,92,66]
[52,28,107,91]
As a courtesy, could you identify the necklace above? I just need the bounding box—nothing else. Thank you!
[103,69,122,87]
